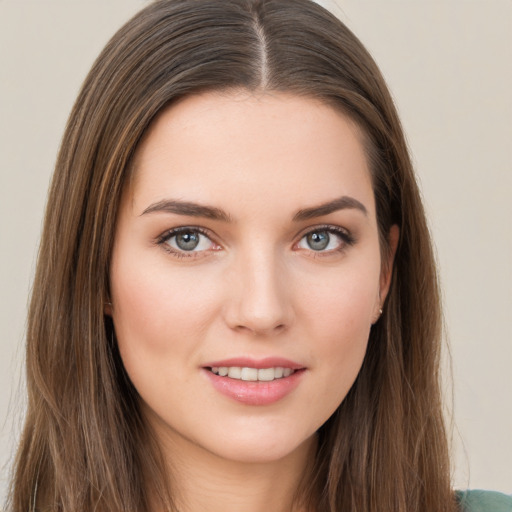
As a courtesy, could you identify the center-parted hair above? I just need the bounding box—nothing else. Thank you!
[8,1,455,511]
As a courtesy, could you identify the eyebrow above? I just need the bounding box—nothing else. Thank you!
[141,199,232,222]
[292,196,368,221]
[140,195,367,222]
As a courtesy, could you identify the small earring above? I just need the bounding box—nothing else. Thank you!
[372,307,384,326]
[104,301,113,316]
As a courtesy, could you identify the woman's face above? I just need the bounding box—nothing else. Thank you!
[109,91,396,464]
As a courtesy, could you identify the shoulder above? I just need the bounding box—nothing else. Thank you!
[456,490,512,512]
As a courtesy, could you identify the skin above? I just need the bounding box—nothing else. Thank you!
[109,90,398,512]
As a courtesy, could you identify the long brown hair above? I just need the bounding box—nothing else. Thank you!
[8,1,456,511]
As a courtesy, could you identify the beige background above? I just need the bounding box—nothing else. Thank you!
[1,0,510,500]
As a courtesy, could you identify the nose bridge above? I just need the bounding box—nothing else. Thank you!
[226,243,292,335]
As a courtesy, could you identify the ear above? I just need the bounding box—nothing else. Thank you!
[376,224,400,317]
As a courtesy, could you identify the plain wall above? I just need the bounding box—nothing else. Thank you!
[1,0,511,500]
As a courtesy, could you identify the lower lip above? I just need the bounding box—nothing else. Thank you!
[203,369,305,406]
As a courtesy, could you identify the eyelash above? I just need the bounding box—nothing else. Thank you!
[155,224,356,259]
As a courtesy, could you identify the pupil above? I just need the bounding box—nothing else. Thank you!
[307,231,329,251]
[176,232,200,251]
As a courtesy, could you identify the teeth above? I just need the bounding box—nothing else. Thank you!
[241,367,258,381]
[228,367,242,379]
[257,368,275,381]
[210,366,295,381]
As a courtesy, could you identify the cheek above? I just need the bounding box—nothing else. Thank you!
[110,252,221,363]
[110,258,224,420]
[297,258,379,403]
[300,258,379,340]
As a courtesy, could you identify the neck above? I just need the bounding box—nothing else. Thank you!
[151,426,317,512]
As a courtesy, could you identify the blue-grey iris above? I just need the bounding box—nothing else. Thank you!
[176,231,200,251]
[307,231,330,251]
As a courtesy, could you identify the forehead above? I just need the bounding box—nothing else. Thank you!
[127,90,375,219]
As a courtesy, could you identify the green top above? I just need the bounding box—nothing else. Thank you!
[457,490,512,512]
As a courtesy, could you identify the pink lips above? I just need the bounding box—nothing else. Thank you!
[202,357,305,406]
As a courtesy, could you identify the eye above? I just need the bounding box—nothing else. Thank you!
[157,227,218,256]
[296,227,354,253]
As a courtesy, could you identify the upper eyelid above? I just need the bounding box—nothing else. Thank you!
[157,225,215,243]
[296,223,352,239]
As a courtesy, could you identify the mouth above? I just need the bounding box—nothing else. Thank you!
[208,366,296,382]
[203,358,305,405]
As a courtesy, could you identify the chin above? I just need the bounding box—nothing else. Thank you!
[207,429,317,465]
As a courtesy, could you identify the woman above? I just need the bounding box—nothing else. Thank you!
[6,0,511,511]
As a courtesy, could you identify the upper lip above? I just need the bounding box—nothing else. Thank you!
[203,357,305,370]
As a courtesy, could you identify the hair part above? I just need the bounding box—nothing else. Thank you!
[8,1,456,511]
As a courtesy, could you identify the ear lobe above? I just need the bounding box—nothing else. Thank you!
[379,224,400,304]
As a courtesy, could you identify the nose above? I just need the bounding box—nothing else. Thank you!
[223,248,294,336]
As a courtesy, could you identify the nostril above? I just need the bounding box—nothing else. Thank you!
[232,321,287,336]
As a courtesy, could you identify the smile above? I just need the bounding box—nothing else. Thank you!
[209,366,295,381]
[203,358,305,405]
